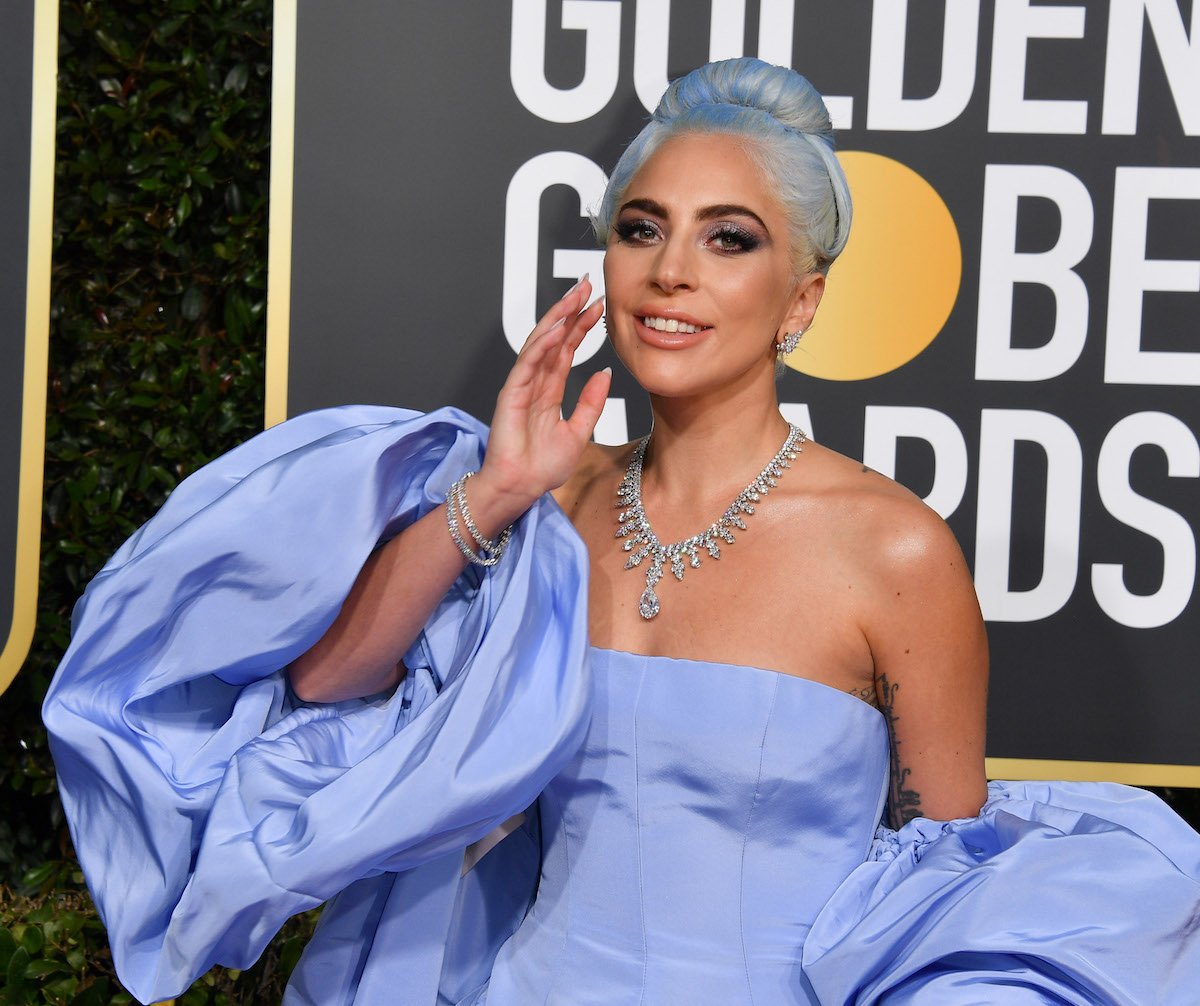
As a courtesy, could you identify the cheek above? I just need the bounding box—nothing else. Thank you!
[708,264,779,319]
[601,258,624,313]
[602,246,636,297]
[601,250,616,294]
[600,253,637,350]
[739,256,797,312]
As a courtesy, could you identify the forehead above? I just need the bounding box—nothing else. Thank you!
[622,131,782,220]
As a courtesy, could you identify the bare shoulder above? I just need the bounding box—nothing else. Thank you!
[551,440,631,520]
[798,440,968,583]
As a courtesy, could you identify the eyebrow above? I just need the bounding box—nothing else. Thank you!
[617,197,771,234]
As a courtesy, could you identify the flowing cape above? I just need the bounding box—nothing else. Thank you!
[43,406,592,1004]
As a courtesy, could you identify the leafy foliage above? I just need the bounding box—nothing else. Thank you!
[3,2,1199,1005]
[0,2,320,1003]
[0,886,317,1006]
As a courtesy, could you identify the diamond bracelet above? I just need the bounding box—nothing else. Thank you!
[446,471,512,567]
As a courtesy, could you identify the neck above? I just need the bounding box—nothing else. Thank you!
[640,365,790,505]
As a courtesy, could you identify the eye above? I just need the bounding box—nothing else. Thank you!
[706,223,760,254]
[614,218,661,245]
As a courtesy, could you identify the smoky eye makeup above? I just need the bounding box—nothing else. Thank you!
[704,221,763,253]
[613,217,662,244]
[612,199,769,253]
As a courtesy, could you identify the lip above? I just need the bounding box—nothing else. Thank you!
[632,307,713,350]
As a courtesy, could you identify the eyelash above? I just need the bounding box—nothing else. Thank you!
[707,223,760,254]
[613,219,761,254]
[613,218,660,244]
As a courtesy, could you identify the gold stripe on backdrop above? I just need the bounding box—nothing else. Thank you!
[0,0,58,696]
[987,758,1200,787]
[264,0,297,429]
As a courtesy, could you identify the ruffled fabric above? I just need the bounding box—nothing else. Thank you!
[43,406,592,1005]
[805,780,1200,1004]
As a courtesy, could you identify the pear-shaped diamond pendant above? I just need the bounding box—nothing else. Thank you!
[638,587,660,619]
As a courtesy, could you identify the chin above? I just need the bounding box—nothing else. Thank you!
[614,343,698,395]
[624,351,766,401]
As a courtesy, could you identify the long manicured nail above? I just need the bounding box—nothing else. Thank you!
[564,273,589,298]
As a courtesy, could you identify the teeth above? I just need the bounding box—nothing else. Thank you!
[642,316,703,334]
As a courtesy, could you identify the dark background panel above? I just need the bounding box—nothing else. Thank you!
[290,1,528,417]
[287,0,1200,768]
[0,1,36,662]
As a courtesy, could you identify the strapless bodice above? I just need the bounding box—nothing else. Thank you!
[483,647,890,1004]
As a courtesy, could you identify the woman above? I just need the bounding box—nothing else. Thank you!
[46,59,1200,1005]
[289,59,987,828]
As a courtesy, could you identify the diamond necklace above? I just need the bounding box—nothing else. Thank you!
[615,423,806,620]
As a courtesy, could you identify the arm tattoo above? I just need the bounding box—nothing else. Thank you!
[878,674,922,827]
[847,683,879,708]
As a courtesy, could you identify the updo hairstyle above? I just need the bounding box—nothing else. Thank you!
[593,58,852,277]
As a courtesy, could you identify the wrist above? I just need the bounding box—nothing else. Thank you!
[447,472,514,567]
[461,469,537,537]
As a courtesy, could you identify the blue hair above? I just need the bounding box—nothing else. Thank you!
[593,58,852,276]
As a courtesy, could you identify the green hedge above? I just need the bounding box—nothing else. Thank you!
[0,3,316,1003]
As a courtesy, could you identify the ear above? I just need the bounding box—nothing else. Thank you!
[778,271,825,341]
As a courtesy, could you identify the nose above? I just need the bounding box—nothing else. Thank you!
[649,234,697,293]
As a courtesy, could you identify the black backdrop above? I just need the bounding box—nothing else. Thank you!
[275,1,1200,779]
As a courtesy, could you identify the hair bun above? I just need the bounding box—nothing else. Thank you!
[655,57,834,147]
[594,57,852,272]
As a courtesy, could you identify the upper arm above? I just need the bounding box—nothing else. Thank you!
[862,500,989,826]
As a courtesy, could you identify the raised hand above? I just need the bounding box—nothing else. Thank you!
[474,276,610,520]
[289,278,608,702]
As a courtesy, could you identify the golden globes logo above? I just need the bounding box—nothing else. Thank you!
[500,1,1199,632]
[782,152,963,381]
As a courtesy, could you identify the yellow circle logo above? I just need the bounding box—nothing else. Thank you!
[784,151,962,381]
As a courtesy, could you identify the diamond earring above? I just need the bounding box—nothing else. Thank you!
[777,330,803,356]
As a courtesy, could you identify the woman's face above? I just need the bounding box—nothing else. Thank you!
[603,131,823,399]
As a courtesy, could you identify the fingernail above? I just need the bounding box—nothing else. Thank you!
[601,366,612,377]
[584,295,604,311]
[565,273,589,297]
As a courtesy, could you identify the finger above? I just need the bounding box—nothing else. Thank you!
[505,321,567,395]
[565,366,613,441]
[519,276,593,355]
[517,290,600,411]
[523,314,569,365]
[565,296,605,351]
[551,296,605,379]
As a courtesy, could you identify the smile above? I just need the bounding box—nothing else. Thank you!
[639,315,710,334]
